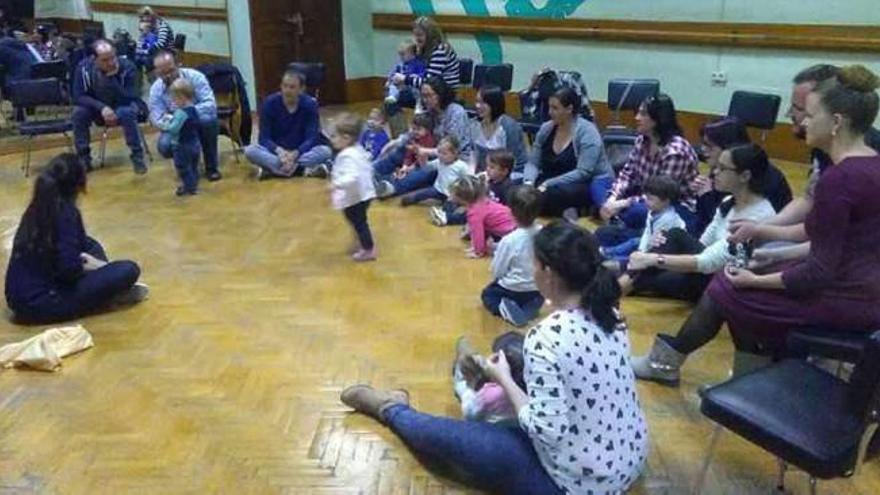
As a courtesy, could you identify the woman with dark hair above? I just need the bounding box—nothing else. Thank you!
[391,16,459,91]
[620,144,776,303]
[340,222,648,494]
[5,154,147,324]
[471,84,528,175]
[632,65,880,386]
[523,87,614,218]
[694,117,793,233]
[600,94,699,235]
[376,76,472,198]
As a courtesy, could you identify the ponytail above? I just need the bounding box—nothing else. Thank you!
[534,222,623,333]
[581,264,622,332]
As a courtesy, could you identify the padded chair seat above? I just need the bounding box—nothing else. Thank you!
[701,359,864,479]
[602,127,639,146]
[19,119,72,136]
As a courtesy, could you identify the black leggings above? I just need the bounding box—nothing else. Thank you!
[630,228,711,303]
[343,200,374,250]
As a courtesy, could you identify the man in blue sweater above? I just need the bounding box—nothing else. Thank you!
[72,40,147,173]
[244,69,332,179]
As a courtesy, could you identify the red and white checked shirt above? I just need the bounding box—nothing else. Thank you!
[609,134,700,211]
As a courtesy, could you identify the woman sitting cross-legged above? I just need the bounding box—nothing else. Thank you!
[631,65,880,386]
[619,144,777,303]
[5,154,148,324]
[341,222,649,495]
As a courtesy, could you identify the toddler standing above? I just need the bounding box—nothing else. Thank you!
[156,78,202,196]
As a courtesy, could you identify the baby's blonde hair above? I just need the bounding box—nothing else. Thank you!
[333,112,363,141]
[170,78,195,101]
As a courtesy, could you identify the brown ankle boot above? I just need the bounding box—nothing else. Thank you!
[340,385,410,423]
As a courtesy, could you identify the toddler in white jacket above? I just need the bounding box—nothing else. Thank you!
[330,113,378,262]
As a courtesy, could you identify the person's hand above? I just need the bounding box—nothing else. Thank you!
[101,107,118,126]
[80,252,107,271]
[392,73,406,85]
[693,175,713,196]
[537,183,548,193]
[748,248,779,271]
[600,198,629,222]
[289,149,300,164]
[728,219,761,244]
[484,350,512,383]
[650,231,668,249]
[627,252,656,271]
[725,265,759,288]
[465,247,481,259]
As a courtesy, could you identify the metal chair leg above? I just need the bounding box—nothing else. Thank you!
[692,424,724,495]
[99,127,109,167]
[63,132,73,153]
[139,125,153,163]
[776,458,787,491]
[22,136,32,177]
[809,476,818,495]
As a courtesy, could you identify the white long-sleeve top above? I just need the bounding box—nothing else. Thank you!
[695,197,776,273]
[491,224,541,292]
[331,145,376,210]
[519,309,649,494]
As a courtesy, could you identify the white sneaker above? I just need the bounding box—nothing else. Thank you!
[113,283,150,306]
[305,163,329,179]
[430,206,447,226]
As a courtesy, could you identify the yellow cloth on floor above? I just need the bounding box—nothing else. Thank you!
[0,325,94,371]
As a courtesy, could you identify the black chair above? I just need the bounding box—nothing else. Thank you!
[472,63,513,91]
[286,62,325,99]
[727,90,782,142]
[8,78,73,176]
[173,34,187,53]
[458,57,473,86]
[602,78,660,170]
[696,330,880,495]
[31,60,70,99]
[205,70,243,162]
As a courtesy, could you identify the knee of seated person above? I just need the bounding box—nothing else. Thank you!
[115,106,137,121]
[116,260,141,284]
[71,105,92,122]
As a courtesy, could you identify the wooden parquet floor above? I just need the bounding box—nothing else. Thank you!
[0,108,878,495]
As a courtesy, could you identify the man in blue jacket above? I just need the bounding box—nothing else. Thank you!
[72,39,147,173]
[244,69,332,179]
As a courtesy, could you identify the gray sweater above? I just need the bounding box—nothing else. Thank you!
[524,117,613,187]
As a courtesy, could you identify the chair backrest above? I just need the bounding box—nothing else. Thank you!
[458,57,474,86]
[848,331,880,424]
[8,78,66,108]
[607,78,660,113]
[30,60,68,81]
[206,71,238,100]
[286,62,325,97]
[174,34,187,52]
[473,63,513,92]
[727,90,782,131]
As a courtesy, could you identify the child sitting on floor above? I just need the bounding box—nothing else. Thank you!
[452,332,524,424]
[372,112,435,183]
[156,78,202,196]
[431,149,515,227]
[329,113,378,262]
[359,108,390,161]
[398,135,470,207]
[449,175,517,259]
[481,185,545,327]
[600,176,685,269]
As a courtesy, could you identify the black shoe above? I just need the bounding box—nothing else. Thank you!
[206,170,222,182]
[175,187,198,196]
[132,154,148,175]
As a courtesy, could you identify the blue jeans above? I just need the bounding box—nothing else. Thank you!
[383,167,438,197]
[158,115,220,173]
[243,143,333,177]
[382,405,563,495]
[343,200,373,250]
[443,201,467,225]
[173,141,202,193]
[10,238,141,324]
[400,187,445,206]
[481,281,544,318]
[539,176,613,217]
[603,237,641,262]
[372,142,407,176]
[72,103,144,164]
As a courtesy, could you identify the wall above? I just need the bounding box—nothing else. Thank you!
[227,0,256,106]
[366,0,880,124]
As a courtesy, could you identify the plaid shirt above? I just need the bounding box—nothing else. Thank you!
[609,134,700,211]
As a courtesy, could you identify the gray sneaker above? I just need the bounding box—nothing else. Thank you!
[113,283,150,307]
[305,163,329,179]
[376,180,395,198]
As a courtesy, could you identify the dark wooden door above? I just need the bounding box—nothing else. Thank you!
[248,0,346,105]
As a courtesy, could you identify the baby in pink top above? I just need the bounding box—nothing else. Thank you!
[449,176,517,258]
[452,332,524,424]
